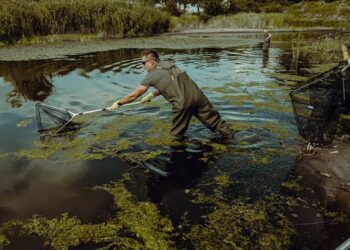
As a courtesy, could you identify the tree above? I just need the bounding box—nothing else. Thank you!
[198,0,224,16]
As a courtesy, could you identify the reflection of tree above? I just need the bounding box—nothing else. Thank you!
[1,63,53,108]
[0,49,140,108]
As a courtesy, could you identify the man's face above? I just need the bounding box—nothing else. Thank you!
[142,55,156,72]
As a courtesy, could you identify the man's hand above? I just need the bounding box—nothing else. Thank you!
[110,100,121,110]
[141,92,156,103]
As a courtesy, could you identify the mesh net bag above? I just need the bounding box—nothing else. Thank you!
[289,62,347,144]
[36,103,80,133]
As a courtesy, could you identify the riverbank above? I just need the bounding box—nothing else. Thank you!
[0,31,261,61]
[0,28,348,61]
[295,140,350,218]
[164,27,344,35]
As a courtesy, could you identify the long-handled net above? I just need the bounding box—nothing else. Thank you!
[289,62,350,144]
[36,103,82,134]
[36,102,141,134]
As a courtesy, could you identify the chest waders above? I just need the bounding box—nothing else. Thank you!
[154,61,232,137]
[263,34,271,52]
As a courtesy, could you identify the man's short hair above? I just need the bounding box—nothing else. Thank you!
[141,49,159,61]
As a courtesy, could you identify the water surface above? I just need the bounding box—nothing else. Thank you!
[0,33,348,249]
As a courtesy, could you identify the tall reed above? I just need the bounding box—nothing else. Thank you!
[0,0,171,44]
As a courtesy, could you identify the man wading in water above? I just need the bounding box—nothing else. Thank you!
[110,49,233,139]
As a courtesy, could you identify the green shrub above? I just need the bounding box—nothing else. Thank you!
[0,0,171,44]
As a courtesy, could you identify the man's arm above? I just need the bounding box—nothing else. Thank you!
[118,85,149,105]
[110,85,161,110]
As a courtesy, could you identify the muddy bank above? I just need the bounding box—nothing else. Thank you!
[294,141,350,218]
[1,28,346,61]
[166,27,341,35]
[0,34,259,61]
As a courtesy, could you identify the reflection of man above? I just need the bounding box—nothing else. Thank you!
[110,49,233,139]
[262,29,271,52]
[143,144,207,204]
[262,50,269,68]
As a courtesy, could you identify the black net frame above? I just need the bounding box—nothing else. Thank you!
[289,62,350,144]
[35,103,79,133]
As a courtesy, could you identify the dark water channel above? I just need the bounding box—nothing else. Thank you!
[0,33,349,249]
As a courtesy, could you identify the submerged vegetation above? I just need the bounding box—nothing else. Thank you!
[0,171,346,249]
[0,0,170,44]
[186,198,295,249]
[0,182,175,250]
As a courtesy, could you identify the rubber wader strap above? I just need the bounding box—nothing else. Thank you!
[155,60,181,81]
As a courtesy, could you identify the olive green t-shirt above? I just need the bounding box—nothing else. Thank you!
[140,61,173,93]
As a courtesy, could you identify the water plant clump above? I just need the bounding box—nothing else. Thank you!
[185,174,348,250]
[14,115,146,161]
[0,182,175,250]
[186,191,296,250]
[189,204,294,249]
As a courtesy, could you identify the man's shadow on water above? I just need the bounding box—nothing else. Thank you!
[134,142,210,225]
[141,142,208,204]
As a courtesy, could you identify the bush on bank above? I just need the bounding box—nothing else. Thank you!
[0,0,171,44]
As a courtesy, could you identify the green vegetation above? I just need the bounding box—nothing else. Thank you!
[0,0,170,44]
[1,0,349,45]
[170,14,203,31]
[0,182,175,250]
[291,34,349,63]
[186,199,295,249]
[170,1,350,30]
[151,0,288,17]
